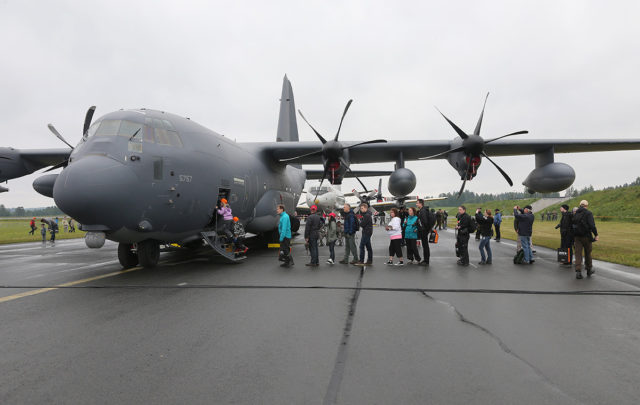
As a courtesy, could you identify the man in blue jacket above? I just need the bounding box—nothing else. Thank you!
[493,208,502,242]
[339,203,359,264]
[513,205,535,264]
[277,204,293,267]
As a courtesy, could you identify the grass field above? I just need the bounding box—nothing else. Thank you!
[542,185,640,222]
[0,218,85,244]
[450,216,640,268]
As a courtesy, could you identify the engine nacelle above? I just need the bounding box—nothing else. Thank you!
[522,162,575,193]
[33,174,59,198]
[388,168,416,198]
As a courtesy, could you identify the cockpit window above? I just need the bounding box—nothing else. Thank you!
[92,117,183,147]
[310,186,329,195]
[87,122,99,138]
[118,120,143,139]
[95,120,121,136]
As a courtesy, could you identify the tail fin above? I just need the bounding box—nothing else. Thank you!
[276,75,299,142]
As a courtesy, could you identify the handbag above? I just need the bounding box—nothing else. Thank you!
[557,247,571,264]
[429,230,439,244]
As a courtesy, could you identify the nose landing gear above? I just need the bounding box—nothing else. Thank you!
[117,240,160,269]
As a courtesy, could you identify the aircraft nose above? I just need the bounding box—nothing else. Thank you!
[53,155,138,227]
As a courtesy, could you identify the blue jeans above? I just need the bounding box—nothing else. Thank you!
[359,233,373,263]
[328,241,336,261]
[309,238,319,264]
[519,236,532,263]
[479,236,492,262]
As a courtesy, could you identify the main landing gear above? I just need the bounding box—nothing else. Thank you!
[118,240,160,269]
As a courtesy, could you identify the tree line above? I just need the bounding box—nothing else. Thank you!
[0,205,64,218]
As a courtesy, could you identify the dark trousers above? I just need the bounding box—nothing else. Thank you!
[280,237,292,264]
[457,232,469,264]
[29,225,36,235]
[406,239,421,261]
[560,232,573,250]
[308,237,319,265]
[359,233,373,263]
[420,235,430,263]
[328,241,336,261]
[389,239,403,258]
[494,224,501,240]
[574,236,593,272]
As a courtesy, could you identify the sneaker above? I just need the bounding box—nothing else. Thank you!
[386,260,394,265]
[350,260,359,265]
[353,261,365,266]
[339,260,349,264]
[419,261,429,266]
[529,260,535,264]
[478,261,486,265]
[456,260,469,266]
[576,271,583,279]
[327,258,334,264]
[305,263,319,267]
[587,268,594,277]
[486,260,492,265]
[395,261,404,266]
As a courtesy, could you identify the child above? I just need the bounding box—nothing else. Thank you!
[40,223,47,243]
[231,217,248,253]
[216,198,234,241]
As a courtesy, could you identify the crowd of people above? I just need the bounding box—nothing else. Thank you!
[28,216,76,244]
[279,199,600,279]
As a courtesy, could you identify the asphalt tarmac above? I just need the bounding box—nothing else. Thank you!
[2,225,640,404]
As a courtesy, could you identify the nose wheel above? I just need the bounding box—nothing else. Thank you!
[118,243,138,269]
[137,240,160,268]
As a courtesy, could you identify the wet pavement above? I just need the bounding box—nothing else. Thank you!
[1,226,640,404]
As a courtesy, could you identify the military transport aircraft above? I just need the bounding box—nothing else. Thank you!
[2,75,640,268]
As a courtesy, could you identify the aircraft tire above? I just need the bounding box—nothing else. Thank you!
[138,240,160,268]
[118,243,138,269]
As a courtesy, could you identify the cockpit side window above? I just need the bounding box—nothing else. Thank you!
[95,120,121,136]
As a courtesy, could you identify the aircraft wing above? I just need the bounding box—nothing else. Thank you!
[305,169,392,180]
[0,148,71,183]
[247,138,640,164]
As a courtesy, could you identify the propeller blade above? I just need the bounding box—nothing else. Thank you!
[484,130,528,144]
[47,124,74,149]
[0,156,12,160]
[436,107,468,139]
[313,169,328,203]
[376,178,383,201]
[340,157,368,192]
[473,93,490,136]
[334,99,353,141]
[342,139,387,150]
[457,175,468,198]
[44,160,67,172]
[418,145,466,160]
[481,152,513,186]
[83,106,96,136]
[352,189,363,202]
[297,110,327,144]
[278,149,324,163]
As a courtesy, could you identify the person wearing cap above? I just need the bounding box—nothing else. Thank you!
[513,205,535,264]
[277,204,293,267]
[231,216,248,254]
[216,198,234,241]
[572,200,599,279]
[326,213,338,264]
[339,203,359,264]
[555,204,574,261]
[29,217,36,235]
[493,209,502,242]
[304,205,323,267]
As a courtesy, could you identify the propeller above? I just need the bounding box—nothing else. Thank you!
[45,106,96,172]
[418,94,527,197]
[352,178,383,204]
[284,100,387,202]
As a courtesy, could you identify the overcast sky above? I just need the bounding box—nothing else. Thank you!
[1,1,639,208]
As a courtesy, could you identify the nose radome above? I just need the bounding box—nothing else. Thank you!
[53,155,138,226]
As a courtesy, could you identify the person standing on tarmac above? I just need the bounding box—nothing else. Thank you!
[326,213,338,265]
[304,205,322,267]
[40,223,47,244]
[385,208,404,266]
[416,199,434,266]
[277,204,293,267]
[513,205,535,264]
[476,208,494,265]
[493,209,502,242]
[355,203,373,265]
[403,207,422,264]
[573,200,599,279]
[555,204,574,256]
[455,206,471,266]
[340,203,359,264]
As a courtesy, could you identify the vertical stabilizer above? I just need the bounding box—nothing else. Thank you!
[276,75,299,142]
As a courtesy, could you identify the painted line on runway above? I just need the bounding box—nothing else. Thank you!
[0,266,143,304]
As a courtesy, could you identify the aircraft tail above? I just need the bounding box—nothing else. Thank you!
[276,75,299,142]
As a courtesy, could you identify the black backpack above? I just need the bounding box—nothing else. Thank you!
[468,216,478,233]
[572,211,589,236]
[513,249,525,264]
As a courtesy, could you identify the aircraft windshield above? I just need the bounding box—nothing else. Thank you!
[92,119,183,147]
[310,186,330,196]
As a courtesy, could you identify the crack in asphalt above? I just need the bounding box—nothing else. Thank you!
[323,266,365,405]
[420,291,585,405]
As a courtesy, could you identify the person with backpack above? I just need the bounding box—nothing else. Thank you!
[339,203,359,264]
[304,205,323,267]
[476,208,494,265]
[572,200,599,279]
[416,199,434,266]
[355,203,373,265]
[455,206,472,266]
[555,204,574,265]
[403,207,422,264]
[277,204,293,267]
[513,205,535,264]
[493,209,502,242]
[326,213,338,264]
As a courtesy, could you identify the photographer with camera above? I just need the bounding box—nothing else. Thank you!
[572,200,599,279]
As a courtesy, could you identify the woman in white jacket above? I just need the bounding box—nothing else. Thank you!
[385,208,404,265]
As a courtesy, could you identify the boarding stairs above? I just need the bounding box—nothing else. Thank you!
[201,230,247,262]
